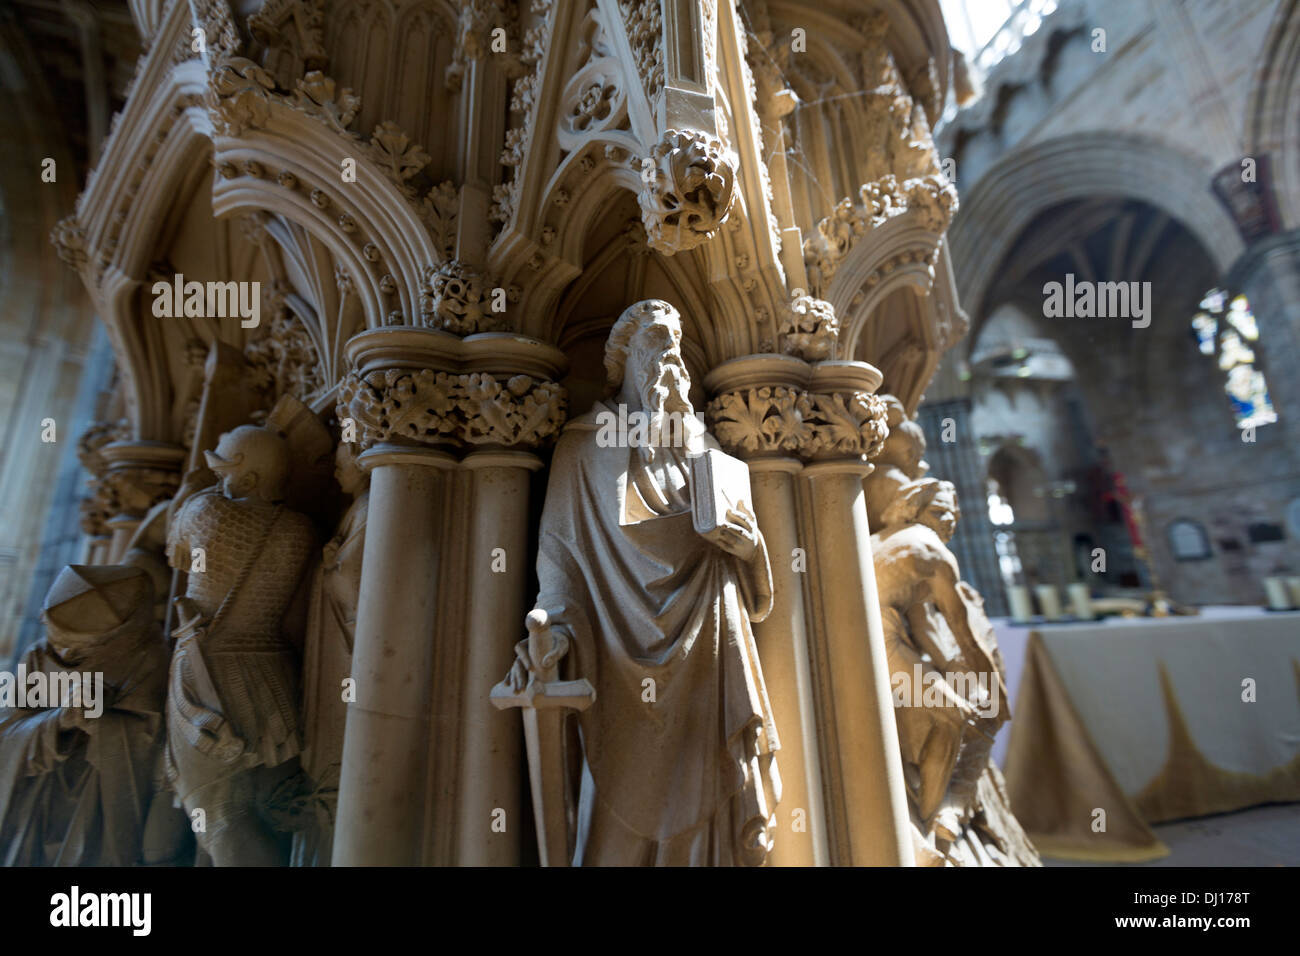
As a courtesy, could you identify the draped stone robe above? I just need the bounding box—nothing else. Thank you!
[536,403,781,866]
[292,490,367,866]
[0,624,168,865]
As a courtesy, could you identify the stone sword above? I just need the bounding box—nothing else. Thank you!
[490,608,595,867]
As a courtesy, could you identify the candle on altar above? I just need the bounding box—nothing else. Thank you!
[1068,583,1093,620]
[1263,577,1292,610]
[1008,585,1034,623]
[1035,584,1064,621]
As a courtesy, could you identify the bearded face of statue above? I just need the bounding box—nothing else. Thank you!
[622,313,696,461]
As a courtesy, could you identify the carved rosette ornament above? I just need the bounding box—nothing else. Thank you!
[637,129,737,255]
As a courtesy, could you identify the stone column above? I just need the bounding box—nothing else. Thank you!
[798,362,913,866]
[333,442,455,865]
[1228,229,1300,465]
[707,354,912,866]
[455,450,541,865]
[705,355,828,866]
[332,326,567,866]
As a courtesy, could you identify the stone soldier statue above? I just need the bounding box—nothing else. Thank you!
[293,441,369,866]
[164,423,316,866]
[871,478,1038,866]
[496,299,781,866]
[0,564,173,865]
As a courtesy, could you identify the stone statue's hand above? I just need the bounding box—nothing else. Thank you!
[518,609,572,681]
[712,501,759,561]
[505,647,531,694]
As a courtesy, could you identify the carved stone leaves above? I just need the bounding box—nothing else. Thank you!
[244,298,326,401]
[418,262,510,334]
[420,181,460,263]
[50,217,89,272]
[208,58,278,136]
[637,129,737,255]
[370,122,433,195]
[618,0,664,103]
[709,386,810,456]
[780,296,840,361]
[707,386,889,461]
[293,72,361,137]
[339,368,566,450]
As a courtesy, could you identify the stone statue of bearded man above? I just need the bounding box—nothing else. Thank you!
[505,299,781,866]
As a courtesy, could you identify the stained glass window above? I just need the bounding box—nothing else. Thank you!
[1190,289,1276,429]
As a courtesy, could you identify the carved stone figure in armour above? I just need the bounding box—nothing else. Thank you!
[0,565,172,865]
[292,441,368,866]
[871,478,1039,866]
[495,299,781,866]
[164,424,317,866]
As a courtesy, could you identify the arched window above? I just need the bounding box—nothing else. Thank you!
[1191,289,1277,429]
[1167,518,1212,561]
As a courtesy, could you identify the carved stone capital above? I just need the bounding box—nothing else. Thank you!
[706,386,811,458]
[79,440,187,533]
[704,355,888,463]
[337,327,569,452]
[338,367,565,450]
[637,129,736,255]
[801,389,889,461]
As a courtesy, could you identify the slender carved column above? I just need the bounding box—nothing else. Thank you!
[706,355,827,866]
[455,450,542,865]
[334,442,456,865]
[798,362,912,865]
[708,348,913,865]
[332,327,566,865]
